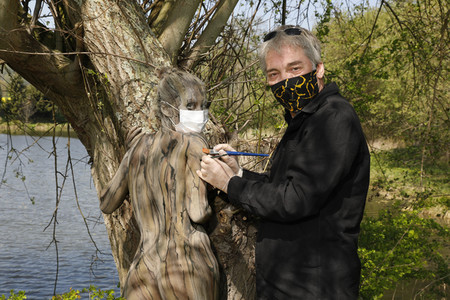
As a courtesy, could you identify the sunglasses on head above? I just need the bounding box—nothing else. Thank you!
[263,27,303,42]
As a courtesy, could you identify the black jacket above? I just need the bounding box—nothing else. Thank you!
[227,83,370,299]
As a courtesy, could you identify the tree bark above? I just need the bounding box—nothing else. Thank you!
[81,0,172,284]
[157,0,201,63]
[180,0,239,69]
[0,0,256,298]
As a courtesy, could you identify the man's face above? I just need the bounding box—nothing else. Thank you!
[265,45,315,86]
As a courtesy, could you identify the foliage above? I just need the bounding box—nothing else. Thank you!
[0,290,26,300]
[1,74,27,122]
[0,73,63,123]
[359,146,449,299]
[321,0,448,161]
[0,286,123,300]
[359,207,449,299]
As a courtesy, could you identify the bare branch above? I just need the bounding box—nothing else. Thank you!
[0,1,83,97]
[180,0,239,69]
[361,0,385,59]
[30,0,43,28]
[157,0,201,63]
[148,0,175,36]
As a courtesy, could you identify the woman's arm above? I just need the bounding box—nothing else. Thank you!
[99,151,130,214]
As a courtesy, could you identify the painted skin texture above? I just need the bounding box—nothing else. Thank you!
[101,130,219,300]
[100,68,219,300]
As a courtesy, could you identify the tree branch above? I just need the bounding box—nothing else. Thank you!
[31,0,43,28]
[157,0,201,63]
[180,0,239,70]
[148,0,175,36]
[0,0,83,97]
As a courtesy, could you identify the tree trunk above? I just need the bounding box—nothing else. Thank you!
[0,0,256,298]
[81,0,171,284]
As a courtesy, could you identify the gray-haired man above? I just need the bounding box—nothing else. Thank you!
[198,25,370,299]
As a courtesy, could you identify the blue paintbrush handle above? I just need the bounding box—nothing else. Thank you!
[225,151,269,157]
[204,148,269,157]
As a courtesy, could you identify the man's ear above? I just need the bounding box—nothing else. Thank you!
[316,62,325,79]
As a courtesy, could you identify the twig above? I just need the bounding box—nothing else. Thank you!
[0,49,157,69]
[67,126,104,256]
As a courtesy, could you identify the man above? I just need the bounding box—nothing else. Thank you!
[197,25,370,299]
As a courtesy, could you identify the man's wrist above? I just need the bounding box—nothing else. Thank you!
[221,171,241,194]
[221,177,231,194]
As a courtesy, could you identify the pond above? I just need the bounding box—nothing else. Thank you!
[0,134,120,299]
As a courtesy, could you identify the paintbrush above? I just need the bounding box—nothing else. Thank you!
[202,148,269,157]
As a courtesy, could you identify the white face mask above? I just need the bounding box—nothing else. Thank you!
[175,109,208,133]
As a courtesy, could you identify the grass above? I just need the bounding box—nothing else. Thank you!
[369,145,449,215]
[361,146,449,299]
[0,121,76,138]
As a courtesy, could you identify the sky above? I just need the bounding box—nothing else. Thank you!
[238,0,382,32]
[27,0,382,31]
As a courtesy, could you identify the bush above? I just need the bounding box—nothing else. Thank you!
[1,286,123,300]
[359,205,449,299]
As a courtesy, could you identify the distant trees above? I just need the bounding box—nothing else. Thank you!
[0,73,58,123]
[320,0,448,163]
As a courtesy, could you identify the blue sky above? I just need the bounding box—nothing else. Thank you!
[29,0,382,31]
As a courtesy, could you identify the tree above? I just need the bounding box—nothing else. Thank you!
[4,73,44,123]
[3,73,28,122]
[3,0,446,298]
[0,0,262,298]
[321,0,449,165]
[319,1,449,297]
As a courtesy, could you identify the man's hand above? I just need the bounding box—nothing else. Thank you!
[213,144,241,174]
[196,155,236,193]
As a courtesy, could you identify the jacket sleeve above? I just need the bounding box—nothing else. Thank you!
[242,169,269,182]
[227,100,367,223]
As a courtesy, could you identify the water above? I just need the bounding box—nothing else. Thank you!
[0,134,120,299]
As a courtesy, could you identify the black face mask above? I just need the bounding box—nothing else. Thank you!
[270,70,319,112]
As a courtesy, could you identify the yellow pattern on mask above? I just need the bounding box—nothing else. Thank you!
[271,70,319,112]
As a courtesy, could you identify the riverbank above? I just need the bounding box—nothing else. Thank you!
[0,121,76,137]
[367,142,449,225]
